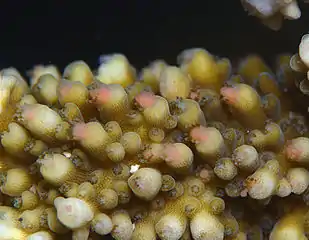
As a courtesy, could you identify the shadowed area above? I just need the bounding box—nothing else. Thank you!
[0,1,308,72]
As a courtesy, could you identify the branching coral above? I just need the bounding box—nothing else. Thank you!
[0,48,309,240]
[241,0,307,30]
[290,33,309,105]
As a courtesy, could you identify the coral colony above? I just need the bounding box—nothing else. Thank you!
[1,45,309,240]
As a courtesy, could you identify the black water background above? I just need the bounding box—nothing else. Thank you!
[0,1,308,73]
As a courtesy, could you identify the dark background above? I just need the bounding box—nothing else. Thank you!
[0,0,308,73]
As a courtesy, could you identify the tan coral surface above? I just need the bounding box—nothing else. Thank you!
[0,50,308,239]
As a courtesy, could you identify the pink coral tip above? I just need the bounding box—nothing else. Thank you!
[134,91,156,108]
[21,104,36,121]
[285,142,302,162]
[72,123,88,140]
[190,126,209,143]
[220,86,238,105]
[59,81,73,97]
[89,85,112,104]
[163,144,181,163]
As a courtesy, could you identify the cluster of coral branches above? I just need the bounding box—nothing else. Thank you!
[0,47,309,240]
[241,0,308,30]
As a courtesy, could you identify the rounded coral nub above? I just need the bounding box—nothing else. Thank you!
[72,123,88,140]
[90,86,112,104]
[190,126,209,142]
[220,86,238,105]
[135,91,156,108]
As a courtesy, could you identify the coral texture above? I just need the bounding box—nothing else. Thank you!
[0,50,309,239]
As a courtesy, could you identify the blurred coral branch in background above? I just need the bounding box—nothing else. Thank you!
[241,0,307,30]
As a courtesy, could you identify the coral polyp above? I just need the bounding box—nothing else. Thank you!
[0,47,309,240]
